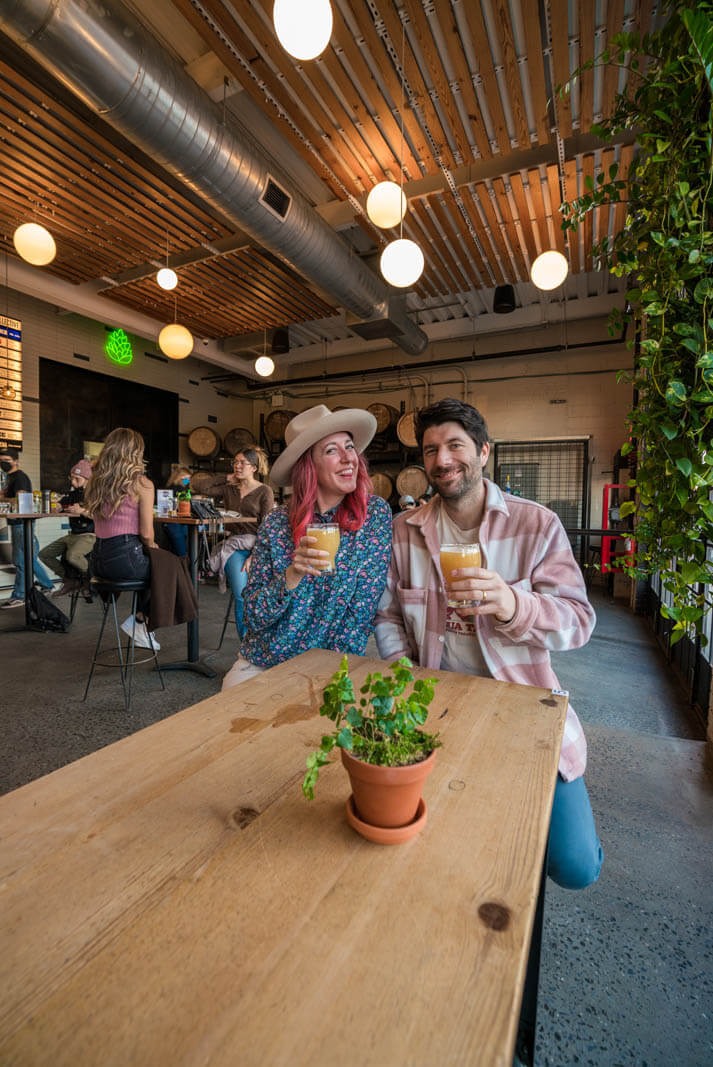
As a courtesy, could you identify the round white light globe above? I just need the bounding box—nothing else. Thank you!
[13,223,56,266]
[157,267,178,290]
[530,250,569,291]
[158,323,193,359]
[273,0,333,61]
[380,238,425,288]
[255,355,275,377]
[366,181,407,229]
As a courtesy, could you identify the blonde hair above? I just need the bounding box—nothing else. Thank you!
[237,446,269,480]
[84,427,146,518]
[166,466,192,488]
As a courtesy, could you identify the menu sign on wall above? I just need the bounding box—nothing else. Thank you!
[0,314,22,450]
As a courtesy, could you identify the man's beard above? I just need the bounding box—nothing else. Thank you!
[429,463,482,500]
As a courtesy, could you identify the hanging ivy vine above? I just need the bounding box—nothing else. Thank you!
[560,1,713,644]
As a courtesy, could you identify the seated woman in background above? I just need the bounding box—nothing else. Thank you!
[205,447,274,641]
[222,405,392,690]
[83,427,159,651]
[164,465,192,557]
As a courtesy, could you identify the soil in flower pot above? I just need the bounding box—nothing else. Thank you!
[341,747,436,829]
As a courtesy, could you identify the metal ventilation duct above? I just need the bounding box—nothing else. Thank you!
[0,0,428,357]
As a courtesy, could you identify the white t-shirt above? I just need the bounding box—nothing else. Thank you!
[436,507,491,677]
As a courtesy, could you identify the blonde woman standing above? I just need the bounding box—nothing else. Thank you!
[84,427,159,649]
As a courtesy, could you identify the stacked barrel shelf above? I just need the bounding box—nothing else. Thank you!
[364,403,426,510]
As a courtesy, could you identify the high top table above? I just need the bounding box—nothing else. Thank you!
[0,650,566,1066]
[155,514,256,677]
[0,511,54,631]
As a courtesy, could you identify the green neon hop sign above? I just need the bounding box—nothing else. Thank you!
[105,329,133,365]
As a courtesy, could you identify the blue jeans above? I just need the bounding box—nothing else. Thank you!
[223,548,251,639]
[90,535,151,615]
[547,774,603,890]
[165,523,188,557]
[10,522,54,599]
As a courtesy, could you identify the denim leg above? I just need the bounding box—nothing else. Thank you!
[10,524,24,599]
[224,549,250,639]
[32,534,54,589]
[165,524,188,557]
[547,774,604,890]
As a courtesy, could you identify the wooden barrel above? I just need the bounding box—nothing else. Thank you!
[189,471,215,495]
[224,426,256,455]
[371,471,394,501]
[396,465,429,499]
[265,409,297,443]
[187,426,221,459]
[366,403,399,435]
[397,411,418,449]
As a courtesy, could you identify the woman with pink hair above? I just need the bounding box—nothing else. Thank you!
[222,405,392,690]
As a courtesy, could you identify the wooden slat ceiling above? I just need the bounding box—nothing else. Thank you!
[0,0,661,360]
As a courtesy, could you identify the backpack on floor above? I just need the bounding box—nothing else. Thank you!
[27,587,71,633]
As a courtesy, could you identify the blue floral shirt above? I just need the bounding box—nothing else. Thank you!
[241,494,392,667]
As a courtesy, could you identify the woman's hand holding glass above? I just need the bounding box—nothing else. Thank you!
[285,534,331,590]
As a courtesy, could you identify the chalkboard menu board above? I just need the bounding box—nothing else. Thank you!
[0,314,22,450]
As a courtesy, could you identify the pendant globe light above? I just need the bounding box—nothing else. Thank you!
[367,181,407,230]
[530,250,569,291]
[158,295,193,359]
[273,0,333,61]
[156,234,178,291]
[255,330,275,377]
[13,222,56,266]
[379,23,424,289]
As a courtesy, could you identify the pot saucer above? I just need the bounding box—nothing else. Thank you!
[345,794,427,845]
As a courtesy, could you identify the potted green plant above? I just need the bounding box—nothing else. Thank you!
[302,655,441,844]
[175,488,191,517]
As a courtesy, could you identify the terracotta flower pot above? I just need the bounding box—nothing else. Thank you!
[176,499,191,516]
[340,747,436,832]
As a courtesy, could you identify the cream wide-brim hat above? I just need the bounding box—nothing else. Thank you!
[269,404,377,487]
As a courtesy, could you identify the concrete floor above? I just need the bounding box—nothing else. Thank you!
[1,581,712,1065]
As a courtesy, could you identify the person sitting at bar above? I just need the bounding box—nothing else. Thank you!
[83,427,160,650]
[374,398,603,891]
[39,459,95,598]
[0,447,54,608]
[205,447,274,642]
[163,466,193,557]
[222,405,392,690]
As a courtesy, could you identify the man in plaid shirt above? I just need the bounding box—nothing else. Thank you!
[375,398,603,889]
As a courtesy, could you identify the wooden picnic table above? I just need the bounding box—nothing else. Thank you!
[0,649,566,1066]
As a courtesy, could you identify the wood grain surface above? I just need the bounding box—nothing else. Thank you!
[0,650,566,1066]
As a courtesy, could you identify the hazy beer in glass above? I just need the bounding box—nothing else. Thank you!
[440,543,482,607]
[306,523,340,572]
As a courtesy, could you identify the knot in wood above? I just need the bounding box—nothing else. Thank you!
[478,901,511,931]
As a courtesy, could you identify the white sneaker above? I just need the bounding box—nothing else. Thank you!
[120,615,160,650]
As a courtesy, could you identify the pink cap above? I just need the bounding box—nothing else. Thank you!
[70,459,92,480]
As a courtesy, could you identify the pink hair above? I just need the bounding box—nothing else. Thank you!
[289,447,372,548]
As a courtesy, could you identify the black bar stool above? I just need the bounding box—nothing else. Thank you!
[83,578,164,711]
[215,591,235,651]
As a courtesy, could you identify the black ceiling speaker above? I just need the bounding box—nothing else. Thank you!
[271,326,290,354]
[493,284,516,314]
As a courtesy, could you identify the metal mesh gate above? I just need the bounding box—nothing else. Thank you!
[493,440,589,532]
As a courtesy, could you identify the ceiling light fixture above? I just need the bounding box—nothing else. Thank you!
[158,294,193,359]
[157,234,177,290]
[530,250,569,290]
[13,222,56,266]
[367,181,407,230]
[255,329,275,377]
[273,0,333,61]
[379,22,424,289]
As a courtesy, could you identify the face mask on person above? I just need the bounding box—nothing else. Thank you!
[180,477,190,487]
[0,461,12,472]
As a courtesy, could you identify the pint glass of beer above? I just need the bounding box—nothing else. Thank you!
[306,523,340,573]
[440,543,481,607]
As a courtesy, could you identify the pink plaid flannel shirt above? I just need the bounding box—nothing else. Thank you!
[374,480,595,781]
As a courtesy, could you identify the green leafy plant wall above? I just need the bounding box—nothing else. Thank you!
[561,1,713,643]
